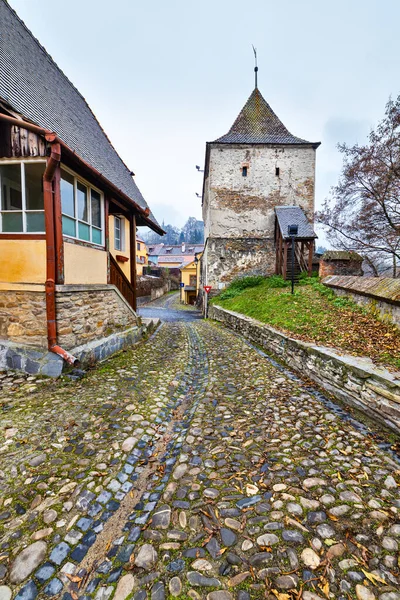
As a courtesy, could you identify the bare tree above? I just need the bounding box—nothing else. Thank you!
[317,95,400,277]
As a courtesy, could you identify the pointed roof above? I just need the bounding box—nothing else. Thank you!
[214,88,320,147]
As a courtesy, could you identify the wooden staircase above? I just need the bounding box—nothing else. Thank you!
[109,254,136,310]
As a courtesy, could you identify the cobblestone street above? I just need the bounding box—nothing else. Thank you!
[1,296,400,600]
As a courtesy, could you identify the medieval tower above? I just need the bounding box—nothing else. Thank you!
[201,81,320,292]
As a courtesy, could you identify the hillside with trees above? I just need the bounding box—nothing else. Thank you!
[141,217,204,245]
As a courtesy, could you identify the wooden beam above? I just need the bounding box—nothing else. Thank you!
[308,241,313,276]
[129,214,137,311]
[283,241,288,280]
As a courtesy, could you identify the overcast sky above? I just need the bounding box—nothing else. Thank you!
[9,0,400,241]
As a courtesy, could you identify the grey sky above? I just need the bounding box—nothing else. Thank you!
[9,0,400,240]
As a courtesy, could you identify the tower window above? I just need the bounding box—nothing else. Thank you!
[275,167,280,177]
[242,166,248,177]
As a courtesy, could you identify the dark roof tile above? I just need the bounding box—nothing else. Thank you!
[0,0,160,229]
[275,205,317,239]
[214,88,320,146]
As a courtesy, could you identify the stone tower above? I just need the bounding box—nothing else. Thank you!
[201,86,320,291]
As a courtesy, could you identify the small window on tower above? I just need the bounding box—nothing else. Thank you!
[242,166,248,177]
[275,167,280,177]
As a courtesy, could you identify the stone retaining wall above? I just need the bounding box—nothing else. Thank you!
[55,285,137,349]
[0,288,47,347]
[323,275,400,327]
[209,304,400,435]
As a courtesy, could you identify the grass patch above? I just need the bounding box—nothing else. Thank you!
[212,276,400,370]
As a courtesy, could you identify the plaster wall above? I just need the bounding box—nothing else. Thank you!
[0,240,46,283]
[109,215,131,281]
[203,144,316,239]
[63,241,107,284]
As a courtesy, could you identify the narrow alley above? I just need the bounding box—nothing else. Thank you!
[0,293,398,600]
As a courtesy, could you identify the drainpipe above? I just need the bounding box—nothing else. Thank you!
[43,134,78,366]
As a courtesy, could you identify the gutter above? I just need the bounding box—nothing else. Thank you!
[0,113,165,235]
[43,134,79,366]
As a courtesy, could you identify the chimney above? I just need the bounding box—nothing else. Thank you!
[182,242,185,253]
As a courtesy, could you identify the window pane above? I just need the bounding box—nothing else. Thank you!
[25,162,45,210]
[77,182,88,222]
[0,164,22,210]
[62,215,76,237]
[26,211,45,232]
[92,227,102,245]
[91,190,101,227]
[61,170,75,217]
[114,217,121,250]
[78,221,90,241]
[1,211,23,232]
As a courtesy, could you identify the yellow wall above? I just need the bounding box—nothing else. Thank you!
[0,240,46,283]
[109,215,131,281]
[136,240,148,277]
[64,241,107,284]
[180,262,197,303]
[159,260,182,269]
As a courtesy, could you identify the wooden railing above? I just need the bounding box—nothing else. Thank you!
[110,254,136,310]
[275,229,314,279]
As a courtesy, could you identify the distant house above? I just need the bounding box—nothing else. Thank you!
[0,2,163,375]
[180,250,203,305]
[148,242,204,270]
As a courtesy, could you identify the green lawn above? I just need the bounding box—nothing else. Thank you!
[211,275,400,370]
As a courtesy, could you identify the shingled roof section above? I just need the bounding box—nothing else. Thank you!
[214,88,320,147]
[275,206,317,239]
[0,0,160,230]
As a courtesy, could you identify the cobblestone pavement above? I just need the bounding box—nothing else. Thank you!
[1,310,400,600]
[138,292,202,322]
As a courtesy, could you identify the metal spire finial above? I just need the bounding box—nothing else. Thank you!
[252,45,258,88]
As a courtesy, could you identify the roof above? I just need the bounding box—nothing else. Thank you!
[214,88,320,147]
[322,251,363,262]
[0,0,160,230]
[158,256,187,264]
[180,260,196,270]
[148,244,204,257]
[275,206,317,239]
[323,275,400,305]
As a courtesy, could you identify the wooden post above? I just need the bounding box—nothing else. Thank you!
[275,228,279,275]
[53,165,64,284]
[130,214,137,311]
[278,233,282,276]
[105,197,110,283]
[282,241,288,280]
[308,240,313,276]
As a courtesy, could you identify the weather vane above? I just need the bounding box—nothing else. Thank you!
[252,45,258,88]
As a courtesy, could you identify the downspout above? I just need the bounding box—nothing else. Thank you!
[43,134,79,366]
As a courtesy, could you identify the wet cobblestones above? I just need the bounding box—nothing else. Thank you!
[1,304,400,599]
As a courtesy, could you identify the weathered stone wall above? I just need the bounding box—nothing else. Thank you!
[323,275,400,327]
[0,289,47,347]
[210,304,400,435]
[203,237,276,289]
[137,276,170,299]
[55,285,137,350]
[203,144,316,239]
[319,258,363,278]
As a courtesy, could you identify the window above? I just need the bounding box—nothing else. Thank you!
[242,166,248,177]
[61,168,103,245]
[114,216,123,251]
[275,167,280,177]
[137,241,141,251]
[0,161,45,232]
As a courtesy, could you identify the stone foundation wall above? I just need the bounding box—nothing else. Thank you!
[55,285,137,350]
[0,288,47,347]
[204,237,276,290]
[319,258,363,278]
[210,304,400,435]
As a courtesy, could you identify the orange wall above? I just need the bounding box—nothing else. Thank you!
[64,241,107,284]
[0,239,46,283]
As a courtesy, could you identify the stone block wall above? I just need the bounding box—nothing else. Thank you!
[55,285,137,350]
[210,304,400,435]
[0,289,47,347]
[203,237,276,290]
[319,252,363,278]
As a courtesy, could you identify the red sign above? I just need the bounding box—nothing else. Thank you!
[204,285,212,294]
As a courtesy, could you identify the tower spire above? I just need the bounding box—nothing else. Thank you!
[252,45,258,88]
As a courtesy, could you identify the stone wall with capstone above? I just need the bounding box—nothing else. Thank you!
[209,304,400,436]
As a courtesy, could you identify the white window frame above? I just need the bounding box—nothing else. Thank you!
[60,165,104,247]
[0,158,46,233]
[114,215,124,251]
